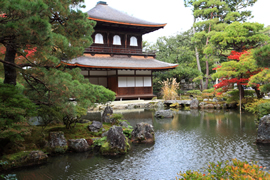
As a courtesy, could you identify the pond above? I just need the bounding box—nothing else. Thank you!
[6,109,270,179]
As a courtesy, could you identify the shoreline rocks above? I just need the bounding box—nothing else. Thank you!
[0,151,48,171]
[256,114,270,144]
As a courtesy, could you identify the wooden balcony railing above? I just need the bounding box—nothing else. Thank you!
[84,46,156,56]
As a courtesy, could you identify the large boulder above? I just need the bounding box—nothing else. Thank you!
[88,121,103,132]
[100,126,130,155]
[49,131,68,153]
[155,109,173,118]
[101,106,113,123]
[257,114,270,144]
[1,151,48,170]
[190,98,199,109]
[131,122,155,143]
[68,139,91,152]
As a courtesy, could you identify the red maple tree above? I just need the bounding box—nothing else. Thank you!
[213,51,263,98]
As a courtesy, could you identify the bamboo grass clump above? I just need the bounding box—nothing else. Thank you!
[160,78,180,100]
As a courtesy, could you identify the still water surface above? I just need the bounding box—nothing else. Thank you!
[9,109,270,179]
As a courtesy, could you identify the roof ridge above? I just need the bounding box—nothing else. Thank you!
[87,2,166,27]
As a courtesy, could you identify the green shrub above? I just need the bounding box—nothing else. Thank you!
[93,136,107,146]
[123,129,133,139]
[111,113,124,121]
[0,82,37,141]
[202,88,215,93]
[177,159,270,180]
[258,102,270,118]
[186,90,202,95]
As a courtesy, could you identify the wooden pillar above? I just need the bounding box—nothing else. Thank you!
[151,70,153,94]
[125,34,127,48]
[107,32,110,46]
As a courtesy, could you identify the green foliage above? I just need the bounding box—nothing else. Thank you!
[186,90,202,95]
[202,88,215,93]
[153,66,200,94]
[0,82,37,141]
[209,22,269,52]
[249,69,270,93]
[253,44,270,67]
[187,0,259,89]
[226,89,255,104]
[25,68,115,129]
[152,30,201,94]
[257,103,270,118]
[94,137,107,146]
[177,158,269,180]
[111,114,124,121]
[123,129,133,139]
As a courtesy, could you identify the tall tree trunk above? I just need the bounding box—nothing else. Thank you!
[4,44,17,85]
[204,60,209,89]
[204,12,213,90]
[238,83,244,111]
[193,16,204,90]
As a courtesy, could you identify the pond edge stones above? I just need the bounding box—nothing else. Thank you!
[131,122,155,143]
[256,114,270,144]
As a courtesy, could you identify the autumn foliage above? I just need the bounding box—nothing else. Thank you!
[177,159,270,180]
[212,51,263,97]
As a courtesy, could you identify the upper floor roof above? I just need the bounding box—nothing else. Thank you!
[87,1,166,34]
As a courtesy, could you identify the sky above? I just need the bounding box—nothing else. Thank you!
[82,0,270,44]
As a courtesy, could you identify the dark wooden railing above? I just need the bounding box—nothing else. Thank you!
[84,46,156,56]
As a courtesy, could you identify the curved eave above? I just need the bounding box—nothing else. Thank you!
[61,61,178,70]
[88,17,167,28]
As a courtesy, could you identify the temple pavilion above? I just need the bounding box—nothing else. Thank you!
[62,1,178,100]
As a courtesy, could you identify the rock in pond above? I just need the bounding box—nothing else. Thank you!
[257,114,270,144]
[131,122,155,143]
[100,126,130,155]
[101,106,114,123]
[49,131,68,153]
[155,109,173,118]
[190,98,199,109]
[68,139,91,152]
[88,121,103,132]
[1,151,48,170]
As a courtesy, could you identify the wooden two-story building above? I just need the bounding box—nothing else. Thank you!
[63,1,178,100]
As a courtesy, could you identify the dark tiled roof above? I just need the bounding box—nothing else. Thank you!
[87,3,166,27]
[62,54,178,70]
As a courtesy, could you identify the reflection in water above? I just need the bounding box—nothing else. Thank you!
[8,109,270,179]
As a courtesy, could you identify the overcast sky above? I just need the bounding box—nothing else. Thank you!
[82,0,270,44]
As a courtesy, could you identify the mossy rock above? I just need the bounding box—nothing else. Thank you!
[100,137,130,155]
[99,126,130,155]
[1,151,48,170]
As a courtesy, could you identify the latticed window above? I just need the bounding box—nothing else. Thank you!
[95,33,104,44]
[113,35,121,45]
[130,36,138,46]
